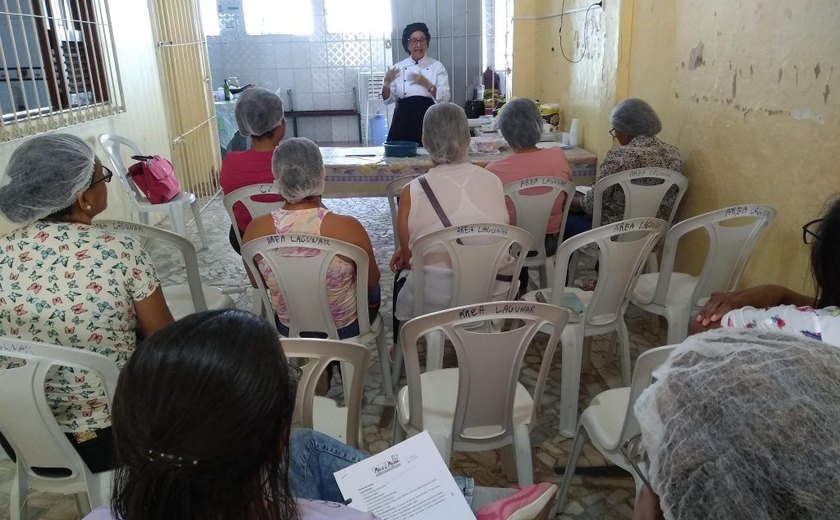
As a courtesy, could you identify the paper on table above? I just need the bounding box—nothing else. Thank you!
[334,431,475,520]
[575,185,592,195]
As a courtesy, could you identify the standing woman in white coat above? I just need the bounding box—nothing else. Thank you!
[381,22,451,145]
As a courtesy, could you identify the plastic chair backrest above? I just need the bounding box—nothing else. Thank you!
[223,183,285,244]
[282,338,370,447]
[410,224,533,316]
[552,218,668,326]
[386,174,418,247]
[648,204,777,308]
[612,345,676,449]
[0,336,119,490]
[399,301,569,449]
[93,219,207,311]
[98,133,152,206]
[241,233,374,338]
[592,167,688,226]
[503,176,576,256]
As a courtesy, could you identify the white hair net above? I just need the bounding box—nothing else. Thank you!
[610,98,662,136]
[635,328,840,520]
[497,97,542,149]
[271,137,325,203]
[0,133,95,224]
[421,102,471,164]
[235,87,285,137]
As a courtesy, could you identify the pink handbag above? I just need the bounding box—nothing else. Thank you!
[127,155,181,204]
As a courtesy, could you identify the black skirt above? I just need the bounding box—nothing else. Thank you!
[387,96,435,145]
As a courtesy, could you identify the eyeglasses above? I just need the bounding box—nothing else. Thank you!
[619,433,655,495]
[802,218,823,244]
[91,165,114,186]
[408,38,427,46]
[609,128,617,138]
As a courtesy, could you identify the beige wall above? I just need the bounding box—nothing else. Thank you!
[0,1,171,235]
[515,0,840,294]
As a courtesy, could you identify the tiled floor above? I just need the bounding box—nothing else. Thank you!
[0,194,668,519]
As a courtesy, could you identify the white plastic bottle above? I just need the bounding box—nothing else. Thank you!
[569,118,581,148]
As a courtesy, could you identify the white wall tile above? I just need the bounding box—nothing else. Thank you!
[312,92,330,110]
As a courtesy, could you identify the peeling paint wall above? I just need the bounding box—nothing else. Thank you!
[521,0,840,293]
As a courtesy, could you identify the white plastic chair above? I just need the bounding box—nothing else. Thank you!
[570,167,687,280]
[0,336,119,520]
[504,176,576,288]
[282,338,370,449]
[400,223,533,373]
[222,183,285,247]
[522,217,668,437]
[386,174,418,249]
[393,301,569,485]
[93,220,235,320]
[556,345,675,512]
[241,233,393,401]
[630,204,777,344]
[98,133,208,249]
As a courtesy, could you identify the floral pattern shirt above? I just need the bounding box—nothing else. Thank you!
[722,305,840,348]
[0,222,160,433]
[582,135,682,225]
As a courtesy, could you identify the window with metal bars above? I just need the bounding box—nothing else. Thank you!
[0,0,124,140]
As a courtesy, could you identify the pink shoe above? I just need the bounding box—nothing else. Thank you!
[476,482,558,520]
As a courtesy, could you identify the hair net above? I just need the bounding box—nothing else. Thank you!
[635,328,840,520]
[272,137,325,203]
[421,102,471,164]
[497,97,542,149]
[402,22,431,53]
[610,98,662,136]
[0,133,95,224]
[235,87,284,137]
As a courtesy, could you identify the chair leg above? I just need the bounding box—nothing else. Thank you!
[169,205,188,237]
[425,331,444,372]
[617,322,632,386]
[138,211,150,226]
[190,199,209,250]
[11,468,27,520]
[392,416,407,445]
[512,424,534,486]
[557,426,589,513]
[375,326,394,402]
[391,343,404,395]
[558,332,583,438]
[666,311,689,346]
[567,250,580,284]
[340,361,355,408]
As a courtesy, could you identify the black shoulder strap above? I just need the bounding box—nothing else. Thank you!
[417,176,452,228]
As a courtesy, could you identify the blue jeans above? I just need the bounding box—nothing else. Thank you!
[288,428,475,505]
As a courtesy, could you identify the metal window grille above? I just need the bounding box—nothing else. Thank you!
[0,0,124,141]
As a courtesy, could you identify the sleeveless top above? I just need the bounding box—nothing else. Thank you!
[257,207,357,329]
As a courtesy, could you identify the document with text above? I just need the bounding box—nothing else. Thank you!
[334,431,476,520]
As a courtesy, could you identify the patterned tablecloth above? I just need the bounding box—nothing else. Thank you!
[320,142,598,198]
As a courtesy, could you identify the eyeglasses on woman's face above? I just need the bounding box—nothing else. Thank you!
[91,165,114,187]
[609,128,617,138]
[802,218,823,244]
[408,38,427,46]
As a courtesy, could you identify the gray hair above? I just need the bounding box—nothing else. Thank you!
[635,328,840,520]
[0,133,95,224]
[610,98,662,136]
[421,102,471,164]
[235,87,285,138]
[271,138,325,203]
[497,97,542,149]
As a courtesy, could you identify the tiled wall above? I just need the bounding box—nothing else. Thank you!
[207,0,484,144]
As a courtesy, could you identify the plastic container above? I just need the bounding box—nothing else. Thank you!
[383,141,418,157]
[540,103,562,131]
[368,113,388,146]
[569,118,581,147]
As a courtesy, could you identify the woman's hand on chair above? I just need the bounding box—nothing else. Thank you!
[390,248,410,273]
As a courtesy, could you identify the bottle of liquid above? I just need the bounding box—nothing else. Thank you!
[569,118,581,147]
[223,79,231,101]
[368,112,388,146]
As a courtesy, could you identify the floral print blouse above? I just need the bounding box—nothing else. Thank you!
[582,135,682,225]
[0,222,160,433]
[722,305,840,348]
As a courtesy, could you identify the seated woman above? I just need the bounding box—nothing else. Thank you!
[243,137,380,339]
[486,97,572,287]
[86,309,558,520]
[692,197,840,346]
[632,328,840,519]
[0,133,173,472]
[390,102,511,336]
[219,86,286,253]
[566,98,682,237]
